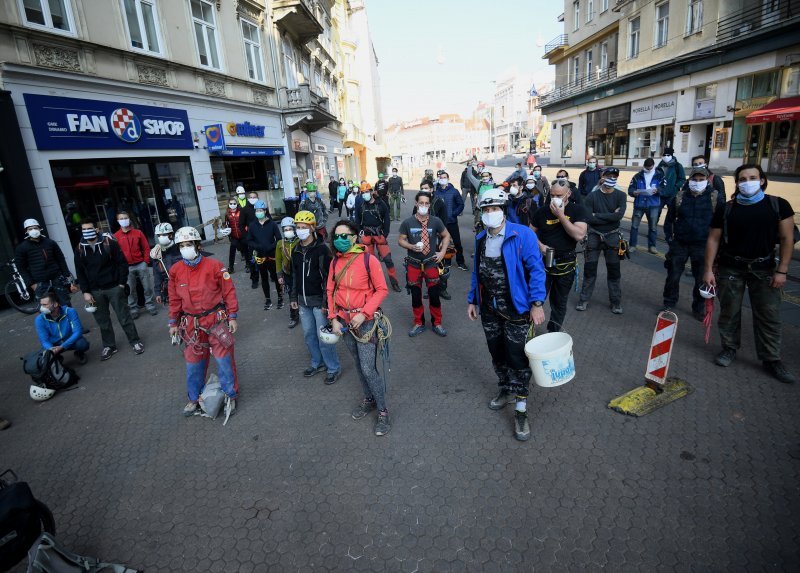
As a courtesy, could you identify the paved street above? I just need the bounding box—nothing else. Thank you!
[1,197,799,572]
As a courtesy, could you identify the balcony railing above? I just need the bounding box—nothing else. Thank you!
[279,84,329,111]
[543,34,569,56]
[716,0,800,43]
[538,66,618,108]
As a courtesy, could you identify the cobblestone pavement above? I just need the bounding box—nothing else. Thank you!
[1,197,799,572]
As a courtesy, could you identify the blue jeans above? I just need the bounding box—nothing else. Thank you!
[629,206,660,248]
[299,305,340,374]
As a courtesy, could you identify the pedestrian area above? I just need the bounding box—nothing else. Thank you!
[1,203,798,571]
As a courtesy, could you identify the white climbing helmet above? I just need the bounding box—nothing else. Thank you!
[174,226,201,243]
[478,188,508,209]
[318,325,341,345]
[698,283,717,299]
[29,385,55,401]
[155,222,174,235]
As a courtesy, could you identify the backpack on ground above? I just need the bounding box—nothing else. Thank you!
[22,350,79,391]
[26,532,139,573]
[0,472,55,572]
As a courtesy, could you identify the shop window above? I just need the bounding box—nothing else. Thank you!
[241,19,265,83]
[729,117,746,158]
[19,0,75,35]
[655,2,670,48]
[191,0,221,70]
[211,157,286,216]
[561,124,573,158]
[122,0,162,55]
[686,0,702,34]
[628,17,640,58]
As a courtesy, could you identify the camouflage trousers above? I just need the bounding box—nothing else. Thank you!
[480,306,532,398]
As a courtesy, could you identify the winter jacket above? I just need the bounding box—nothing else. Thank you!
[35,306,84,350]
[531,176,550,198]
[74,235,129,293]
[507,192,537,225]
[246,217,282,257]
[355,199,390,236]
[628,168,666,209]
[578,169,601,196]
[345,192,357,211]
[326,246,388,322]
[433,183,465,224]
[468,222,547,315]
[14,236,71,285]
[584,188,628,233]
[168,256,238,322]
[238,202,257,236]
[388,176,404,195]
[461,168,478,192]
[225,208,245,240]
[657,158,686,200]
[113,228,151,265]
[275,238,299,277]
[374,180,390,201]
[664,186,726,245]
[504,167,528,183]
[337,185,348,201]
[290,237,332,308]
[299,197,328,230]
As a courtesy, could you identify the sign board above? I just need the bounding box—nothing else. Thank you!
[23,93,193,150]
[630,94,677,123]
[225,121,265,138]
[204,124,226,152]
[679,125,691,133]
[314,143,328,153]
[210,147,285,157]
[694,99,715,120]
[292,139,310,153]
[713,128,729,150]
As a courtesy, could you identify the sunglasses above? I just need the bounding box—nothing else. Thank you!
[333,233,356,240]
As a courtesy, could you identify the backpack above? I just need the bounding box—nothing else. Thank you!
[0,476,54,571]
[26,532,139,573]
[723,195,800,246]
[22,350,79,391]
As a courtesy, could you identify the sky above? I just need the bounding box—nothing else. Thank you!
[367,0,563,126]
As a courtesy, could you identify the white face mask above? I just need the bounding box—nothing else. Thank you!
[39,305,51,315]
[180,246,197,260]
[157,235,172,246]
[693,163,706,169]
[392,173,398,177]
[439,178,448,186]
[481,210,504,229]
[509,187,519,196]
[237,193,246,199]
[361,192,372,201]
[248,198,258,205]
[662,155,673,162]
[644,167,654,174]
[738,180,761,197]
[688,180,708,194]
[551,197,564,209]
[118,218,130,228]
[228,203,237,210]
[283,229,296,239]
[417,205,429,216]
[525,182,535,190]
[296,228,311,241]
[28,229,41,239]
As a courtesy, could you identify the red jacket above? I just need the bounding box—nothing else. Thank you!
[225,208,244,240]
[326,248,388,322]
[114,228,151,265]
[167,256,239,323]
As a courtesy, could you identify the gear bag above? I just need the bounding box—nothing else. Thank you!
[22,350,79,391]
[0,476,54,572]
[199,374,225,420]
[26,532,139,573]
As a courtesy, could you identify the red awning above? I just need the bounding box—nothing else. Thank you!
[746,97,800,124]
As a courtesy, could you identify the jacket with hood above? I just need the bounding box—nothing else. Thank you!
[289,237,332,308]
[299,196,328,230]
[246,215,282,257]
[14,235,71,285]
[74,234,129,293]
[434,182,465,224]
[657,158,687,200]
[628,167,666,209]
[35,305,85,350]
[326,246,388,322]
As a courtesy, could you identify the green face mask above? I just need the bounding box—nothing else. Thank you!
[333,237,352,253]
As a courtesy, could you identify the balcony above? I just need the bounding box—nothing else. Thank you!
[279,84,337,130]
[343,122,365,146]
[716,0,800,43]
[272,0,323,44]
[543,34,569,58]
[537,66,618,108]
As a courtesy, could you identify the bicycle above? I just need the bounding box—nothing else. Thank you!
[3,259,38,315]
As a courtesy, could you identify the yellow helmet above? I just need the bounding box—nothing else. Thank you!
[294,210,316,226]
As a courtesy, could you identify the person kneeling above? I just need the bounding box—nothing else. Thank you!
[35,290,89,365]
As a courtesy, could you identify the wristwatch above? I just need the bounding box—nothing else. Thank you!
[532,301,544,307]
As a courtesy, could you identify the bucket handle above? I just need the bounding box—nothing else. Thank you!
[527,319,568,342]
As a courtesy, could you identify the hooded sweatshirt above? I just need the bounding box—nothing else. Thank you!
[74,234,128,293]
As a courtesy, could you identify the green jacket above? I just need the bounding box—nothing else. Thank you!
[275,238,299,277]
[657,159,686,200]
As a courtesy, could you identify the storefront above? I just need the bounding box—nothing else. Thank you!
[626,93,676,165]
[586,103,630,166]
[745,96,800,174]
[289,130,312,193]
[310,126,345,188]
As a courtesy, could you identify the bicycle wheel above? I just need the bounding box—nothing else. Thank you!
[4,279,39,314]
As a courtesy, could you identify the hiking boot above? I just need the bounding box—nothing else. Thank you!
[514,411,531,441]
[324,371,341,385]
[611,305,623,315]
[100,346,118,361]
[432,324,448,337]
[408,324,426,337]
[489,389,513,410]
[457,263,469,271]
[133,342,145,355]
[264,300,273,310]
[648,246,659,254]
[714,348,737,367]
[374,411,391,436]
[183,401,199,417]
[390,278,402,293]
[288,318,299,329]
[74,350,88,365]
[575,302,587,311]
[303,365,326,377]
[351,399,376,420]
[439,288,452,301]
[763,361,797,384]
[277,299,285,310]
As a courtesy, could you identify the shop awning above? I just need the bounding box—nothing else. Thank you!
[746,97,800,124]
[677,117,727,126]
[627,117,675,130]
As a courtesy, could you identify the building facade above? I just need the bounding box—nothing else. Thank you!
[540,0,800,175]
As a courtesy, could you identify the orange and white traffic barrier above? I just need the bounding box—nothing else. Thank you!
[645,311,679,386]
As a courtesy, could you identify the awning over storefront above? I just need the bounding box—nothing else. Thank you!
[627,117,674,130]
[677,117,727,126]
[210,146,284,157]
[746,97,800,124]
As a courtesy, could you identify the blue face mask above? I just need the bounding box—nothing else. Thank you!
[82,229,97,241]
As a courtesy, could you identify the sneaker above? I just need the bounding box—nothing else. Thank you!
[100,346,118,361]
[439,289,452,301]
[629,245,638,252]
[251,281,259,290]
[223,396,236,421]
[183,401,199,417]
[228,268,236,274]
[514,411,531,441]
[324,371,341,385]
[575,302,588,311]
[432,324,447,337]
[611,305,623,315]
[288,318,299,329]
[133,342,145,355]
[374,411,391,436]
[74,350,88,365]
[648,246,659,254]
[389,278,402,293]
[149,308,159,316]
[303,365,326,377]
[488,389,513,410]
[408,324,426,337]
[264,300,273,310]
[277,299,285,310]
[351,399,376,420]
[763,361,797,384]
[714,348,737,367]
[457,263,469,271]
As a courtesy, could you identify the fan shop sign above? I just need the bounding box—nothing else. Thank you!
[23,93,193,150]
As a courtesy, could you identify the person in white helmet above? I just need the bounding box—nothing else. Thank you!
[275,216,300,328]
[152,222,211,305]
[14,218,77,306]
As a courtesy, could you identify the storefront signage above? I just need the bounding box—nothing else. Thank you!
[314,143,328,152]
[23,93,192,150]
[679,125,691,133]
[292,140,310,153]
[210,147,284,157]
[226,121,265,137]
[204,124,226,152]
[630,94,677,124]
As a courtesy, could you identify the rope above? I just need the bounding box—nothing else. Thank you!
[349,311,393,388]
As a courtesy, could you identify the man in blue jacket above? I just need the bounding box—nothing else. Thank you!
[467,188,546,442]
[434,171,467,270]
[35,290,89,364]
[628,158,666,253]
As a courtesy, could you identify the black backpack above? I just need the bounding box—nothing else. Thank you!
[0,472,55,572]
[22,350,79,391]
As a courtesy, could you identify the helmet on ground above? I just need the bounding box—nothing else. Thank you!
[23,218,40,230]
[254,200,267,210]
[155,222,173,235]
[281,217,295,229]
[319,324,341,345]
[174,226,201,243]
[294,210,317,226]
[699,283,717,299]
[30,384,55,401]
[479,188,507,209]
[235,186,245,195]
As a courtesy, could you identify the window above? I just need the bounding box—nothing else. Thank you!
[19,0,75,34]
[655,2,670,48]
[629,17,640,58]
[122,0,161,54]
[561,124,573,157]
[729,117,746,158]
[736,70,779,100]
[695,84,716,100]
[600,41,608,71]
[241,20,265,82]
[586,49,593,79]
[573,1,580,31]
[587,0,593,22]
[601,0,609,11]
[301,58,310,83]
[687,0,703,34]
[572,56,580,85]
[282,38,298,88]
[191,0,221,69]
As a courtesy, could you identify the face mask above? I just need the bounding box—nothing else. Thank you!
[525,182,535,190]
[481,211,504,229]
[82,229,97,241]
[255,211,266,220]
[551,197,564,209]
[296,228,311,241]
[39,306,51,315]
[603,178,617,187]
[237,193,245,198]
[688,180,708,194]
[417,205,429,216]
[587,162,597,170]
[556,177,568,183]
[308,193,317,201]
[118,218,130,228]
[693,163,706,169]
[228,203,237,209]
[533,172,541,180]
[392,173,398,177]
[180,246,198,260]
[481,179,493,187]
[738,180,761,197]
[644,167,654,174]
[509,187,519,196]
[333,237,352,253]
[439,179,449,186]
[248,198,258,205]
[157,235,172,246]
[28,229,41,239]
[663,155,673,162]
[362,192,372,201]
[283,229,295,239]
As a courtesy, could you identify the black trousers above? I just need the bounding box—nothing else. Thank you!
[545,267,575,332]
[445,222,465,265]
[257,259,281,302]
[228,237,248,270]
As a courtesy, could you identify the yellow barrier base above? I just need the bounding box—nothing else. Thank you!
[607,377,691,417]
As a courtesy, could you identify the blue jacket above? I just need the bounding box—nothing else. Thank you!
[35,306,84,350]
[628,168,666,209]
[468,222,547,315]
[578,169,601,196]
[434,183,465,224]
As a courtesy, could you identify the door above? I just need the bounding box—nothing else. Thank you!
[704,124,713,161]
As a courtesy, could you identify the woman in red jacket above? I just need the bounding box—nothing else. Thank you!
[327,219,391,436]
